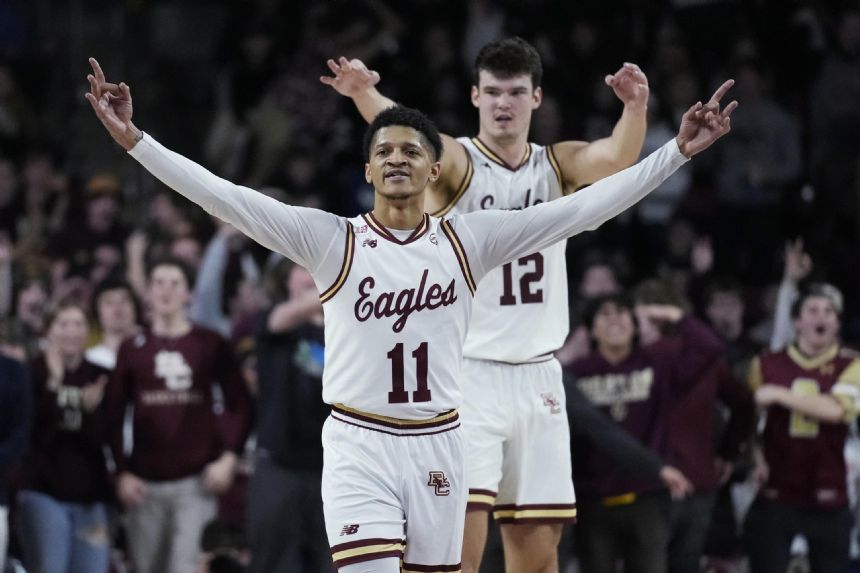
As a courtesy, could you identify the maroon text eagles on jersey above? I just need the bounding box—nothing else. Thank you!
[354,269,457,333]
[749,345,860,509]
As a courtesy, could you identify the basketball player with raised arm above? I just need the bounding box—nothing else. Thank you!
[321,37,651,572]
[86,56,735,573]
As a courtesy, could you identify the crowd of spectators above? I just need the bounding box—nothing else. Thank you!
[0,0,859,571]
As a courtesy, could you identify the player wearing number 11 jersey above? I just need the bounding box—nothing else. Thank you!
[87,53,733,572]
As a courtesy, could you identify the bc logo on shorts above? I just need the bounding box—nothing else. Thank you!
[541,392,561,414]
[427,471,450,496]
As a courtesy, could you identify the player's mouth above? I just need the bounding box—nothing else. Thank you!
[494,114,513,125]
[384,169,410,182]
[814,325,828,335]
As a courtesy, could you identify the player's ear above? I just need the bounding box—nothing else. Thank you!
[364,163,372,184]
[533,86,543,109]
[470,85,480,109]
[428,161,441,182]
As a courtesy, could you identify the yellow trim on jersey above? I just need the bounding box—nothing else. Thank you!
[440,220,476,294]
[787,344,840,370]
[363,213,389,238]
[600,493,636,507]
[493,507,578,520]
[833,359,860,421]
[470,137,531,169]
[468,492,496,506]
[547,144,564,192]
[319,224,355,303]
[333,403,458,426]
[433,152,474,217]
[331,540,406,563]
[747,357,762,391]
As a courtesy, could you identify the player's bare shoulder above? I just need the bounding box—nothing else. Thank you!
[425,134,472,215]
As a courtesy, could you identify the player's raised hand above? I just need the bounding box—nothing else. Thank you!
[675,79,738,158]
[320,56,381,98]
[605,62,649,112]
[84,57,141,151]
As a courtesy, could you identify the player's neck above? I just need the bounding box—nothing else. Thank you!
[477,129,530,167]
[372,201,425,230]
[152,313,192,338]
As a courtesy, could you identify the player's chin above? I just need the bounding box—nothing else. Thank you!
[381,183,420,199]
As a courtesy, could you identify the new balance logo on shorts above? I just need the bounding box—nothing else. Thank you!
[427,471,450,496]
[339,524,360,536]
[541,392,561,414]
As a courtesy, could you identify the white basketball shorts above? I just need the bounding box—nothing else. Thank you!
[322,406,466,571]
[460,357,577,524]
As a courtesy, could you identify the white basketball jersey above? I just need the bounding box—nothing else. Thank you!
[319,212,477,419]
[442,137,569,363]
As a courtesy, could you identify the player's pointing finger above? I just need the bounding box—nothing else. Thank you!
[709,79,735,104]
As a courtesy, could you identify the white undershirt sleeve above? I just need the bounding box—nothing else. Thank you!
[454,138,690,279]
[127,134,344,280]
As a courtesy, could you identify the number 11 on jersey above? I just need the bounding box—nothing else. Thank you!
[387,342,431,403]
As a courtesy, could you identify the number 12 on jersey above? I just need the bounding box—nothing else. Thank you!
[387,342,431,403]
[500,253,544,306]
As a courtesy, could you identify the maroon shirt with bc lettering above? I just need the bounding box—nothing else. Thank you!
[567,317,724,499]
[106,326,251,481]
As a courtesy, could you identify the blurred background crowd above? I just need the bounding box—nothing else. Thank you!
[0,0,859,572]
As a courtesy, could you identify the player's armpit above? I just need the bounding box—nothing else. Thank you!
[425,135,471,215]
[547,140,591,194]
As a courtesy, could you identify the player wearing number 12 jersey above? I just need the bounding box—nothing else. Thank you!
[87,54,734,573]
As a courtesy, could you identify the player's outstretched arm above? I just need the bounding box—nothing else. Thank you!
[459,81,737,278]
[551,62,650,192]
[320,56,468,214]
[84,57,341,273]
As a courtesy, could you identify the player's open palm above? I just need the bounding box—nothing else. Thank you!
[605,62,649,111]
[320,56,380,97]
[85,57,139,150]
[676,79,738,157]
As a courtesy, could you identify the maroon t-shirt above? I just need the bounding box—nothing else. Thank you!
[669,357,755,491]
[750,345,860,509]
[106,326,251,481]
[567,316,724,499]
[19,356,112,503]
